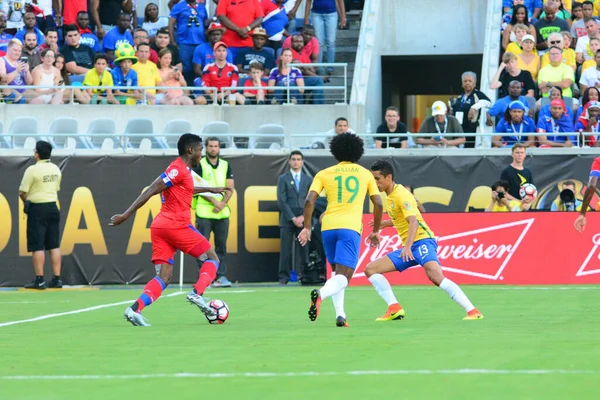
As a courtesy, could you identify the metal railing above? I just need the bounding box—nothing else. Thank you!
[479,0,507,148]
[350,0,379,104]
[0,62,348,105]
[1,131,596,153]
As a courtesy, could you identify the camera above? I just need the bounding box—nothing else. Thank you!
[497,191,505,200]
[300,251,326,285]
[187,15,200,28]
[559,189,576,211]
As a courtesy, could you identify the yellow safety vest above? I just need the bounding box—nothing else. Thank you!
[194,157,231,220]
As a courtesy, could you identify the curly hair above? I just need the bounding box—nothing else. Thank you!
[329,133,364,163]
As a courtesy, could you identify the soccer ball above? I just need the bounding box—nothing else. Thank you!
[204,300,229,324]
[519,183,537,200]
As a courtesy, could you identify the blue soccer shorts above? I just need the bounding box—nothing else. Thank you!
[322,229,361,269]
[387,238,439,272]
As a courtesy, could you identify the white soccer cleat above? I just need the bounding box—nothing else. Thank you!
[124,307,151,327]
[186,291,216,317]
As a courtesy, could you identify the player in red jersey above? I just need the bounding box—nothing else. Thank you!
[109,134,232,326]
[574,157,600,233]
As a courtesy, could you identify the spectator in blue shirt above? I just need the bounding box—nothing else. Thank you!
[538,86,565,120]
[493,100,537,147]
[487,80,531,124]
[0,14,15,54]
[536,99,577,147]
[111,43,141,105]
[192,22,233,78]
[169,0,208,82]
[235,27,275,75]
[15,12,45,46]
[77,11,101,53]
[503,0,543,19]
[304,0,347,74]
[103,13,134,62]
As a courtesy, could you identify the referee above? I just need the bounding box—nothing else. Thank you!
[18,141,63,290]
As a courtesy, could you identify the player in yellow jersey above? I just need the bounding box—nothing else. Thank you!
[298,133,383,327]
[365,160,483,321]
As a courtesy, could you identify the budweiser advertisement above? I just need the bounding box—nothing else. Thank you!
[351,213,600,285]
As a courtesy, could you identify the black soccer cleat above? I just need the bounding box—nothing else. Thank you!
[24,280,46,290]
[335,316,349,327]
[49,278,63,288]
[308,289,321,321]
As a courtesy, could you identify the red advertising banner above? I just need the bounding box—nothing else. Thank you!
[351,213,600,285]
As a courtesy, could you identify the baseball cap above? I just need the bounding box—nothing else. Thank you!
[431,101,447,116]
[213,41,228,51]
[588,101,600,109]
[522,34,535,43]
[508,100,527,110]
[251,27,268,37]
[207,22,226,33]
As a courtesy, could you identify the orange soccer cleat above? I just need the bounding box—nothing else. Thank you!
[463,308,484,320]
[375,303,406,321]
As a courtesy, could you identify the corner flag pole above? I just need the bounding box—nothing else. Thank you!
[179,250,184,292]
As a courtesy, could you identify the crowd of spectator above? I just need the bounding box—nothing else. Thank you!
[490,0,600,148]
[388,0,600,150]
[0,0,354,105]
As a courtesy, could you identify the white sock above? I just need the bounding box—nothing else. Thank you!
[439,278,475,312]
[368,274,398,306]
[319,274,348,301]
[332,289,346,318]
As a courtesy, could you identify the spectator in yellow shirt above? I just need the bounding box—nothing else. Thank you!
[132,43,162,105]
[517,34,541,79]
[485,180,532,212]
[506,24,538,55]
[541,32,577,71]
[582,37,600,72]
[81,54,118,104]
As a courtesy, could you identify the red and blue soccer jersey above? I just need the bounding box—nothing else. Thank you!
[152,157,194,229]
[150,157,211,265]
[590,157,600,179]
[201,62,239,92]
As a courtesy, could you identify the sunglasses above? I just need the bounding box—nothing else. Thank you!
[550,40,562,44]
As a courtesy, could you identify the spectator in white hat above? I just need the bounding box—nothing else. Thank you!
[416,101,465,148]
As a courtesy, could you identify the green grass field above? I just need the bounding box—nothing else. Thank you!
[1,285,599,399]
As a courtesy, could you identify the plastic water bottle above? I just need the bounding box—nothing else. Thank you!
[366,119,372,134]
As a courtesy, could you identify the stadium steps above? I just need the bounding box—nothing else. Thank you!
[325,9,362,102]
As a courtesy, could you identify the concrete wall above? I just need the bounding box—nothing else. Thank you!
[379,0,486,56]
[358,0,487,131]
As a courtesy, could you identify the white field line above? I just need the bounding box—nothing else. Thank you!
[0,301,72,304]
[204,290,256,294]
[1,286,598,329]
[264,286,600,292]
[0,369,598,380]
[0,292,185,328]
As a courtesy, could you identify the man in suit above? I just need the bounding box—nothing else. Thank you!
[277,150,313,284]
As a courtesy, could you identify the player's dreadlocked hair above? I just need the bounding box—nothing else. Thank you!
[177,133,202,156]
[329,133,364,163]
[370,159,394,179]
